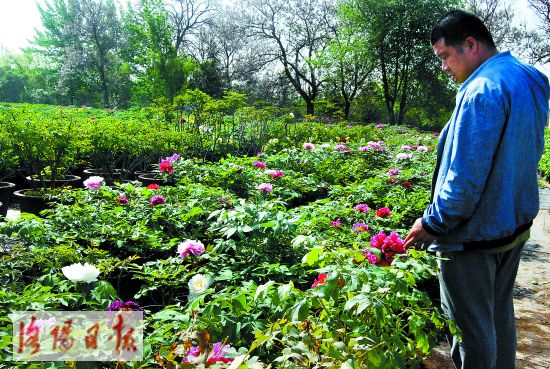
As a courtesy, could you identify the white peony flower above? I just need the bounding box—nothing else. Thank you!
[188,274,211,298]
[61,263,100,283]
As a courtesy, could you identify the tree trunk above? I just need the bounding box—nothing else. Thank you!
[306,99,314,115]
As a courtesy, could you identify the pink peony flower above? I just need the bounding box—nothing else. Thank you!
[257,183,273,192]
[367,141,386,151]
[303,142,316,150]
[330,218,342,227]
[177,240,205,258]
[376,123,383,130]
[256,152,264,156]
[83,176,104,189]
[352,222,369,233]
[354,204,370,213]
[265,169,283,179]
[363,249,380,265]
[376,207,391,218]
[149,195,166,206]
[416,145,429,152]
[334,144,348,151]
[117,194,129,204]
[395,153,412,160]
[433,132,440,137]
[366,231,407,266]
[387,168,400,176]
[253,161,266,169]
[147,183,160,190]
[358,146,369,152]
[401,145,412,151]
[388,178,397,184]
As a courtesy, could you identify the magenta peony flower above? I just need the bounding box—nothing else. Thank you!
[334,144,347,151]
[107,300,144,312]
[83,176,104,189]
[184,346,202,363]
[257,183,273,192]
[358,146,369,152]
[354,204,370,213]
[149,195,166,206]
[367,141,386,151]
[330,218,342,227]
[401,144,412,151]
[376,123,383,130]
[177,240,205,258]
[253,161,266,169]
[352,222,369,233]
[387,168,400,176]
[303,142,316,150]
[265,169,283,179]
[206,342,234,365]
[117,194,129,204]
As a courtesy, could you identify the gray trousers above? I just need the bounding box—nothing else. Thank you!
[438,243,524,369]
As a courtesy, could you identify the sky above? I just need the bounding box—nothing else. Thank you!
[0,0,547,75]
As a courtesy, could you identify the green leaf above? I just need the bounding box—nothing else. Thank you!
[290,299,310,321]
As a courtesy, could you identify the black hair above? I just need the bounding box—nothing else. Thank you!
[431,10,496,49]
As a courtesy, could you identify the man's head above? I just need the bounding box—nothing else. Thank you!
[431,10,498,83]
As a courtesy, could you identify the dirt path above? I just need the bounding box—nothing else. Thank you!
[424,187,550,368]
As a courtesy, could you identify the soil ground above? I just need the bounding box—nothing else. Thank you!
[424,186,550,369]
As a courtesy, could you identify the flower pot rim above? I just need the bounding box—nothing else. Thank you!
[25,174,81,181]
[0,181,16,188]
[13,188,44,198]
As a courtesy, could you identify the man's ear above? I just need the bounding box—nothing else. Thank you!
[464,36,477,51]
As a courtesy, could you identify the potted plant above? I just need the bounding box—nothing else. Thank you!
[2,107,82,214]
[0,130,18,217]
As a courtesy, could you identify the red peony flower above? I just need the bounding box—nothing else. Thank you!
[376,207,391,218]
[147,184,160,190]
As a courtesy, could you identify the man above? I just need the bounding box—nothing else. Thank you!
[403,10,549,369]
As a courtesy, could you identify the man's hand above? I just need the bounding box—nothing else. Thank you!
[404,218,437,250]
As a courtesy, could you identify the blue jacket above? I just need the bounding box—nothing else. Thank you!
[423,51,550,251]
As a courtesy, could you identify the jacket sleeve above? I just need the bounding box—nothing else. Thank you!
[422,91,507,236]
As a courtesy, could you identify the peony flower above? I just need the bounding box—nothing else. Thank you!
[352,222,369,233]
[62,263,100,283]
[107,300,144,312]
[416,145,429,152]
[149,195,166,206]
[433,132,440,137]
[363,249,380,265]
[257,183,273,192]
[265,169,283,179]
[253,161,266,169]
[184,346,203,363]
[376,123,383,130]
[367,141,386,151]
[169,153,180,162]
[83,176,104,189]
[401,145,412,151]
[159,159,174,173]
[401,181,413,189]
[188,274,211,297]
[330,218,342,227]
[256,152,264,156]
[396,153,412,160]
[354,204,370,213]
[206,342,234,365]
[303,142,316,150]
[147,183,160,190]
[312,273,344,288]
[358,146,369,152]
[320,143,331,149]
[387,168,400,176]
[388,178,397,184]
[177,240,205,258]
[117,194,129,204]
[334,144,347,151]
[376,207,391,218]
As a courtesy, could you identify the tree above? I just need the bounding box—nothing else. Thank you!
[341,0,457,125]
[320,22,375,120]
[242,0,336,115]
[527,0,550,63]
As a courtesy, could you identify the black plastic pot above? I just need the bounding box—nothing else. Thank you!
[25,174,81,189]
[0,181,16,217]
[137,173,164,186]
[82,168,126,185]
[13,189,48,215]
